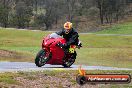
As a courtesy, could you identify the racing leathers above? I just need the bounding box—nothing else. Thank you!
[56,28,79,48]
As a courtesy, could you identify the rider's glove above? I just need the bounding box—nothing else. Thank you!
[77,42,82,49]
[79,43,82,47]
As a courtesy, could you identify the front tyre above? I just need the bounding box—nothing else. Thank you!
[35,49,49,67]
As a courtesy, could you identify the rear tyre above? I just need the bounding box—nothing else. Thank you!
[35,49,49,67]
[62,59,75,68]
[62,52,76,68]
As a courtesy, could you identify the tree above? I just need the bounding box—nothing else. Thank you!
[96,0,105,24]
[15,1,33,28]
[34,0,65,30]
[0,0,10,28]
[95,0,129,24]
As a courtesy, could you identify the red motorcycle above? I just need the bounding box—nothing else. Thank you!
[35,33,82,67]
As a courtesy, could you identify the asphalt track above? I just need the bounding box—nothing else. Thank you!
[0,62,132,72]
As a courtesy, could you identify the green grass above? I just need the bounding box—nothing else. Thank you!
[0,28,51,62]
[0,28,51,47]
[96,22,132,34]
[76,48,132,68]
[80,34,132,48]
[0,73,19,84]
[0,27,132,68]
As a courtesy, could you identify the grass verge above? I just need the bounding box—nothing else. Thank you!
[96,22,132,34]
[0,73,19,84]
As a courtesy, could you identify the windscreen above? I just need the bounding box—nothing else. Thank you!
[49,33,62,38]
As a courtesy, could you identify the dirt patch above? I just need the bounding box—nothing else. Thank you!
[0,49,19,58]
[0,49,33,62]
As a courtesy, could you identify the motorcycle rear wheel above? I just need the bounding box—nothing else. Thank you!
[35,49,49,67]
[62,51,76,68]
[62,59,75,68]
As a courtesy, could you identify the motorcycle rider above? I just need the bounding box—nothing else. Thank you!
[56,21,80,49]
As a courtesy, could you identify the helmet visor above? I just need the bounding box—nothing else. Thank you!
[65,29,71,34]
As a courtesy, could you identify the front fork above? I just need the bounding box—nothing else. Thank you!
[43,47,52,62]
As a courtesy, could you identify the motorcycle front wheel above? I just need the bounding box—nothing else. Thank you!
[35,49,49,67]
